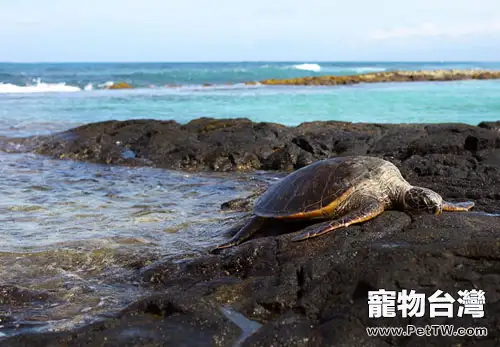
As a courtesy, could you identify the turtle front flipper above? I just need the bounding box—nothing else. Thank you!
[442,201,474,212]
[291,201,385,242]
[212,215,268,251]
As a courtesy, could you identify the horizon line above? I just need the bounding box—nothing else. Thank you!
[1,60,500,64]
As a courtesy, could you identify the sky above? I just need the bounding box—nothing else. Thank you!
[1,0,499,62]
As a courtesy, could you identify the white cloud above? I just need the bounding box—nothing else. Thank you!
[370,21,500,40]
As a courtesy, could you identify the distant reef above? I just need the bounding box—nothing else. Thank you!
[106,82,134,89]
[253,69,500,86]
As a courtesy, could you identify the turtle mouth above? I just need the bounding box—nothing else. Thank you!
[432,206,442,215]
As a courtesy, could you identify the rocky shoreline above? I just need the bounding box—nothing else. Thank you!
[25,118,500,177]
[3,118,500,346]
[258,69,500,86]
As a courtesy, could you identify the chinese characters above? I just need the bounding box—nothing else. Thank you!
[368,289,485,318]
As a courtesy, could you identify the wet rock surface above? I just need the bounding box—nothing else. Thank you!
[3,118,500,346]
[26,118,500,175]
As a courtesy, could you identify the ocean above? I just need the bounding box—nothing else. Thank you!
[1,61,499,337]
[2,62,500,137]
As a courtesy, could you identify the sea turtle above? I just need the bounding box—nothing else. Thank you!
[215,156,474,250]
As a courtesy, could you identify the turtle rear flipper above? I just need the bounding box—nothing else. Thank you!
[212,216,267,251]
[292,201,385,241]
[443,201,474,212]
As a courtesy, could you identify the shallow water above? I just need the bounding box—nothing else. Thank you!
[0,150,279,336]
[2,81,500,139]
[220,307,262,346]
[1,152,268,252]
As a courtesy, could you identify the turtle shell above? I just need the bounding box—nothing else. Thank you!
[254,156,390,218]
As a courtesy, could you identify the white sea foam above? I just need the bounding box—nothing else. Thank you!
[288,65,387,74]
[84,83,93,91]
[293,63,321,72]
[98,81,115,88]
[0,79,81,94]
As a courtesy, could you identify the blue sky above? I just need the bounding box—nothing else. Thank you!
[1,0,499,61]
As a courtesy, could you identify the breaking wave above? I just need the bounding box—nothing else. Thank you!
[293,63,322,72]
[289,64,386,74]
[0,79,81,94]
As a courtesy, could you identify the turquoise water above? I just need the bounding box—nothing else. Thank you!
[0,61,499,337]
[1,62,500,137]
[3,81,500,138]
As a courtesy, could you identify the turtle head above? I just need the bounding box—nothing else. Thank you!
[403,187,443,215]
